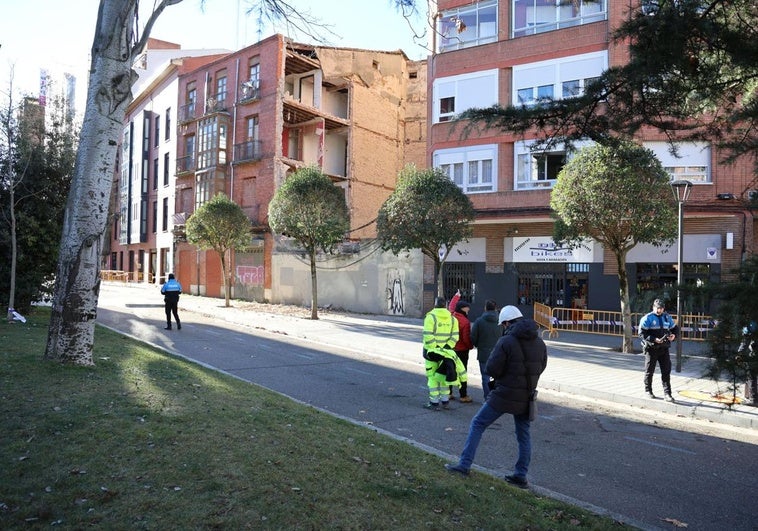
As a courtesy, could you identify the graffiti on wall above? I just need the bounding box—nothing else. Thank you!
[386,269,405,315]
[236,265,264,286]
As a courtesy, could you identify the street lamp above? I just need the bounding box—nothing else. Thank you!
[670,179,692,373]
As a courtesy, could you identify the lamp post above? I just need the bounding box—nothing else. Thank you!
[670,180,692,373]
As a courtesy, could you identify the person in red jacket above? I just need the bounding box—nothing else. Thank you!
[449,290,473,402]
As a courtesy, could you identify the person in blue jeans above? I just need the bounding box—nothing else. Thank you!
[445,305,548,488]
[470,299,501,400]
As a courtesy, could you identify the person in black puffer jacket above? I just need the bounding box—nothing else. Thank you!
[444,305,548,488]
[470,299,501,400]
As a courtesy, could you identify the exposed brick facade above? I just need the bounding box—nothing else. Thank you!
[111,35,427,301]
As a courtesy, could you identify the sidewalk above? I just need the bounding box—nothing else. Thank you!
[102,282,758,431]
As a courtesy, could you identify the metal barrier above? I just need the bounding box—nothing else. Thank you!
[100,270,130,282]
[533,302,713,341]
[533,302,558,338]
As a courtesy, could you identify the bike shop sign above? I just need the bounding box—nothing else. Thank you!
[513,237,594,262]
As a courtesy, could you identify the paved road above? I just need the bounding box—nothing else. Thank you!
[96,283,758,531]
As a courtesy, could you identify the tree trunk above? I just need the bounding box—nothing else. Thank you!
[309,247,318,320]
[4,122,17,322]
[221,252,230,307]
[7,179,17,321]
[45,0,140,365]
[615,248,634,354]
[2,80,18,322]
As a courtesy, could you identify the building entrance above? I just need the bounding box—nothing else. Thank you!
[517,263,589,309]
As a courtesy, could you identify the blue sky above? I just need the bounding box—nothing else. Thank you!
[0,0,430,106]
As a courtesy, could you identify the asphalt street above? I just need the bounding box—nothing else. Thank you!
[96,282,758,531]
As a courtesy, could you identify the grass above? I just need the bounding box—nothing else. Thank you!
[1,309,627,530]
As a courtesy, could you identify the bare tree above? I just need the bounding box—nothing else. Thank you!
[45,0,186,365]
[1,70,22,322]
[44,0,342,365]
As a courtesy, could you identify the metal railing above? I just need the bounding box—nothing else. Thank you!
[176,155,195,174]
[533,302,714,341]
[100,270,130,282]
[233,140,263,162]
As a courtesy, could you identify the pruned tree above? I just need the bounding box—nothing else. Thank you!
[186,194,251,308]
[268,166,349,320]
[377,164,475,298]
[551,139,677,353]
[43,0,333,366]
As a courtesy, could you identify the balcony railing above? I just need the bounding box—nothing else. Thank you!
[234,140,263,163]
[205,91,228,114]
[176,155,195,174]
[178,103,196,123]
[238,79,261,102]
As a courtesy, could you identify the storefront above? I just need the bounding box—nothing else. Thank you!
[446,233,723,317]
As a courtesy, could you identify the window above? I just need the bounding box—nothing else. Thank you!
[249,59,260,82]
[179,81,197,122]
[142,113,150,153]
[197,118,222,169]
[438,0,497,52]
[434,145,497,193]
[645,142,711,183]
[162,197,169,232]
[235,116,262,161]
[186,136,195,160]
[433,69,498,123]
[514,139,591,190]
[163,152,170,186]
[165,108,171,140]
[241,60,261,100]
[153,158,159,190]
[246,116,259,140]
[152,200,158,234]
[512,0,607,38]
[513,52,606,106]
[439,97,455,121]
[154,116,159,147]
[518,84,554,105]
[562,76,600,98]
[216,70,227,106]
[195,171,215,209]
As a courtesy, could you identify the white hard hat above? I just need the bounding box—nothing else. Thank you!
[498,305,523,324]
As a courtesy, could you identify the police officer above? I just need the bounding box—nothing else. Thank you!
[638,299,678,401]
[161,273,182,330]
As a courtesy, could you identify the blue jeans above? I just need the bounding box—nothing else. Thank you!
[479,362,490,399]
[456,402,532,479]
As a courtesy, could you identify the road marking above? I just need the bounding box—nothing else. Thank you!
[624,436,696,454]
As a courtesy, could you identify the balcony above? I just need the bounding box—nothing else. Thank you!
[233,140,263,163]
[178,103,196,123]
[176,155,195,174]
[238,79,261,103]
[205,91,228,114]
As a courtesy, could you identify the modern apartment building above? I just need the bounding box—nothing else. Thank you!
[105,39,229,283]
[429,0,755,315]
[171,35,427,313]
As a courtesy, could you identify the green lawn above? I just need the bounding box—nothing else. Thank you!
[1,309,627,530]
